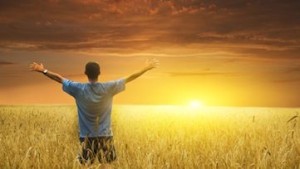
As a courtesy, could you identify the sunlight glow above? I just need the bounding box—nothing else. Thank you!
[188,100,204,109]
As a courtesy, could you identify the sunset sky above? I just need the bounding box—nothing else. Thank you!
[0,0,299,107]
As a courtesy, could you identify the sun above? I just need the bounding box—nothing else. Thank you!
[188,100,204,109]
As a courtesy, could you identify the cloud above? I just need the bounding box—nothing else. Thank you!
[271,65,300,83]
[272,78,300,83]
[167,71,236,77]
[0,61,14,65]
[284,66,300,74]
[0,0,299,62]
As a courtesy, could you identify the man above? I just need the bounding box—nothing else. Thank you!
[29,59,158,166]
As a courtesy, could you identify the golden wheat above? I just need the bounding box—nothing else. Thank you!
[0,105,299,169]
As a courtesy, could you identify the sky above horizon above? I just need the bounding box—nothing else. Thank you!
[0,0,300,107]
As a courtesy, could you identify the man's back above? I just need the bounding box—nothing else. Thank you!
[62,79,125,137]
[29,59,158,164]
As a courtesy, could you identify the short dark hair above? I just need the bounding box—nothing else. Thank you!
[85,62,100,79]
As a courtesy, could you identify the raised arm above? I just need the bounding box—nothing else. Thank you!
[125,58,159,83]
[29,62,64,83]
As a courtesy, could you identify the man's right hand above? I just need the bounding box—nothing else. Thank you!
[145,58,159,70]
[125,58,159,83]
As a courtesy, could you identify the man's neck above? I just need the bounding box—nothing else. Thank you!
[88,78,98,83]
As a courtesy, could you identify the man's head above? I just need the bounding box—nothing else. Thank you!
[85,62,100,80]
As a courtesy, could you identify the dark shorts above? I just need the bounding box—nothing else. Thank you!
[78,136,117,164]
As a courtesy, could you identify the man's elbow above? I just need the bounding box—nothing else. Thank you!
[125,75,136,83]
[124,77,131,84]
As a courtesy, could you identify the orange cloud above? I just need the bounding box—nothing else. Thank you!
[0,0,299,57]
[1,0,300,106]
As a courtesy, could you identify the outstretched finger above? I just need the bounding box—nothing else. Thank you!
[29,63,34,69]
[29,62,38,71]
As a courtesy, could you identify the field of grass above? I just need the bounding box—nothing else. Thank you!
[0,105,299,169]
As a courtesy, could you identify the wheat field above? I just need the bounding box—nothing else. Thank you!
[0,105,299,169]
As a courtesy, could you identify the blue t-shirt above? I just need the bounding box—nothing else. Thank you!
[62,78,125,138]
